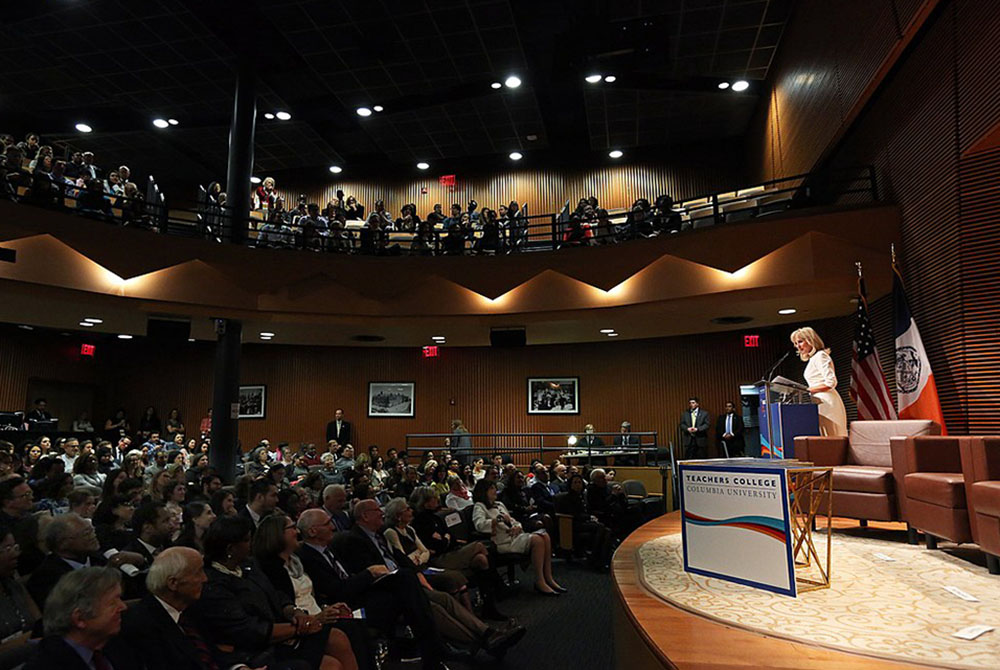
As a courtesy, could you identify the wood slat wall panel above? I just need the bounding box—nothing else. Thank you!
[272,158,741,220]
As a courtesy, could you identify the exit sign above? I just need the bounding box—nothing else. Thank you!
[743,334,760,348]
[438,175,456,187]
[81,343,96,357]
[422,345,439,358]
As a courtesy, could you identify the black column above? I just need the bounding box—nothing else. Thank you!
[224,51,257,245]
[210,318,242,484]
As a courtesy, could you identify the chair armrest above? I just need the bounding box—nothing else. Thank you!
[794,436,849,466]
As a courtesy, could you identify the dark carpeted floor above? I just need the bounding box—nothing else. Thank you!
[385,558,615,670]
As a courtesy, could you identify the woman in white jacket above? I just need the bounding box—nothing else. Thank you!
[791,326,849,437]
[472,479,565,596]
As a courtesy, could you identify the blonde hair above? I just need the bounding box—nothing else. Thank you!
[790,327,828,361]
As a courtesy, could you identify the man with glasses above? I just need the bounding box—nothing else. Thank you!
[0,476,42,574]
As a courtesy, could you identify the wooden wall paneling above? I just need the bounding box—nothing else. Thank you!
[955,1,1000,154]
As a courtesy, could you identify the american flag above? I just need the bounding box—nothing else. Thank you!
[850,273,897,420]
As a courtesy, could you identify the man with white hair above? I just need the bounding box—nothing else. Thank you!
[321,484,352,531]
[119,547,268,670]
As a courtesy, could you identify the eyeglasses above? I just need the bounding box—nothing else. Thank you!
[0,543,20,554]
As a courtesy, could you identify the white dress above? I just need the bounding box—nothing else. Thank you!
[804,350,849,437]
[472,501,534,554]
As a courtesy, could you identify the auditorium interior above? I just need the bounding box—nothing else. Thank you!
[1,1,1000,669]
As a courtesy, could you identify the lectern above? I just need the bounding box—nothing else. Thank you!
[756,377,819,458]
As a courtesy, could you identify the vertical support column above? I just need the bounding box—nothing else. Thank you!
[224,52,257,246]
[210,318,242,484]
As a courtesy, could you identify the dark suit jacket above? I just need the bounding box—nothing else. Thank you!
[24,635,135,670]
[579,435,605,449]
[297,543,375,608]
[336,526,407,576]
[119,595,239,670]
[325,419,352,445]
[121,538,156,567]
[237,505,261,531]
[715,412,746,454]
[679,409,711,449]
[613,433,639,447]
[26,553,106,608]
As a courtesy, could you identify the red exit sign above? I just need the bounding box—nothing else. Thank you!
[743,334,760,348]
[81,343,96,357]
[422,345,439,358]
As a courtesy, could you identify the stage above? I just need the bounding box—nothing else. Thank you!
[612,512,1000,670]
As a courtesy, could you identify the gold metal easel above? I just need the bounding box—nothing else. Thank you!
[786,466,833,592]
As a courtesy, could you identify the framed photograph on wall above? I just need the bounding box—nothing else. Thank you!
[368,382,415,418]
[238,385,266,419]
[527,377,580,415]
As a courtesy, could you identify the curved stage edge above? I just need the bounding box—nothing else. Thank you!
[611,512,921,670]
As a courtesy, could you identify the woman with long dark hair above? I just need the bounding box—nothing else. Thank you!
[173,501,216,552]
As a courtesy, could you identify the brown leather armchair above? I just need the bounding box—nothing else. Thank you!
[794,420,940,526]
[959,437,1000,574]
[891,435,971,550]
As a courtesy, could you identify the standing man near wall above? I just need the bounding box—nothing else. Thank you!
[715,401,745,457]
[326,408,352,446]
[680,397,710,459]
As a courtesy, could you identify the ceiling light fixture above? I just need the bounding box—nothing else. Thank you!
[264,113,275,120]
[187,338,195,342]
[168,119,179,126]
[526,134,538,141]
[599,329,615,334]
[83,318,103,323]
[250,176,261,184]
[79,321,94,327]
[275,111,292,120]
[718,81,730,90]
[18,325,33,330]
[75,123,92,133]
[585,74,602,83]
[117,334,133,340]
[778,308,797,315]
[607,332,619,337]
[732,80,750,92]
[373,105,384,112]
[260,332,275,337]
[604,75,616,83]
[504,75,521,88]
[329,165,342,174]
[508,151,523,160]
[431,336,446,340]
[608,150,623,158]
[491,82,502,89]
[152,118,170,129]
[356,107,373,117]
[416,162,430,170]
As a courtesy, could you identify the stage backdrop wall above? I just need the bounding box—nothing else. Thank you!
[0,302,896,455]
[747,0,1000,435]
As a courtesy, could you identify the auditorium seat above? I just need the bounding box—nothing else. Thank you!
[959,437,1000,574]
[893,435,972,550]
[794,419,940,525]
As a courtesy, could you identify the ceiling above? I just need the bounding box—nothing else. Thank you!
[0,0,793,186]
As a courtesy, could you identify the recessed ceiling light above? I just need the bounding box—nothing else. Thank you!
[504,75,521,88]
[79,322,94,327]
[83,318,103,324]
[732,80,749,92]
[509,151,523,160]
[607,332,619,337]
[168,119,179,126]
[264,113,275,120]
[250,176,261,184]
[585,74,602,83]
[260,332,275,337]
[431,336,446,340]
[152,118,169,129]
[491,82,502,89]
[778,308,797,315]
[608,150,623,158]
[416,162,430,170]
[526,134,538,141]
[356,107,373,117]
[275,111,292,120]
[18,325,33,330]
[329,165,342,174]
[603,75,616,83]
[599,329,615,334]
[373,105,384,112]
[718,82,730,90]
[260,336,273,341]
[117,334,133,340]
[75,123,92,133]
[187,338,195,342]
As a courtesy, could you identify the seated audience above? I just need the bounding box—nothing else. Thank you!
[0,525,40,669]
[173,501,216,552]
[556,473,614,571]
[239,479,278,531]
[322,484,352,531]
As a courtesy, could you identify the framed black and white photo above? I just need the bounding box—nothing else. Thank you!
[368,382,415,418]
[238,385,266,419]
[527,377,580,414]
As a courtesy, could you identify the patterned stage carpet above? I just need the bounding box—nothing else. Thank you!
[638,530,1000,669]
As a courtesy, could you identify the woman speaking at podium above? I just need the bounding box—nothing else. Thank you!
[791,327,848,437]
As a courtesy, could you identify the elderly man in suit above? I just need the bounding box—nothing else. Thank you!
[680,397,711,459]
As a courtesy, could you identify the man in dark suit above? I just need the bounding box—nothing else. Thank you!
[27,513,109,606]
[238,480,279,532]
[579,424,605,449]
[296,509,450,669]
[680,397,711,459]
[715,401,746,457]
[25,567,133,670]
[613,421,640,465]
[325,408,352,446]
[25,397,53,426]
[123,502,175,567]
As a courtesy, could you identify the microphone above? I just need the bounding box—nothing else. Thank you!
[763,349,793,382]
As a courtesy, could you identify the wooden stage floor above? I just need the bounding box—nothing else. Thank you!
[611,512,926,670]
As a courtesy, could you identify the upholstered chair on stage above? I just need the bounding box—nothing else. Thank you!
[891,435,971,551]
[794,420,940,525]
[959,437,1000,574]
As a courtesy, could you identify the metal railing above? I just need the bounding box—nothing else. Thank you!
[2,163,879,256]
